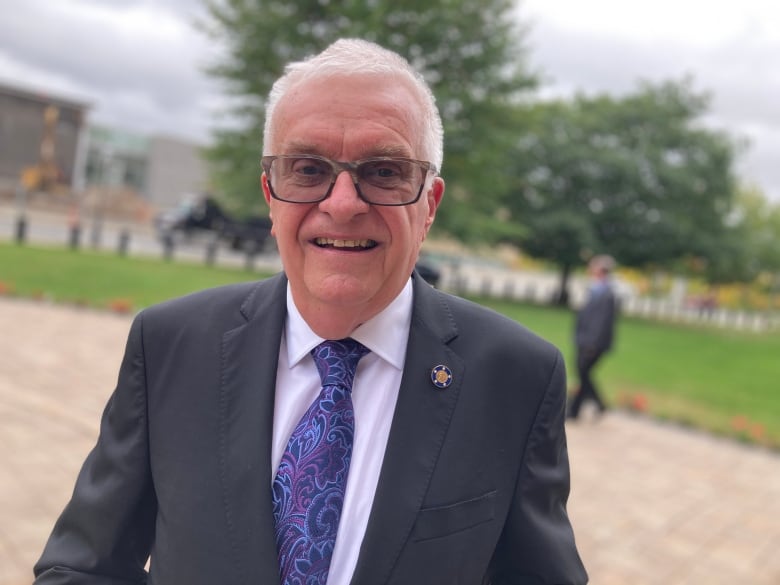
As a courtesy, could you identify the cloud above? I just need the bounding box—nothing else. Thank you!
[0,0,223,142]
[522,0,780,200]
[0,0,778,200]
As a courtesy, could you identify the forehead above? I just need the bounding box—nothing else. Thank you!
[270,73,425,158]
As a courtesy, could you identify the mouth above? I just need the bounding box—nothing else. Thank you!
[313,237,378,250]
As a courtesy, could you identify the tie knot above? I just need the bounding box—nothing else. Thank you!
[311,338,370,390]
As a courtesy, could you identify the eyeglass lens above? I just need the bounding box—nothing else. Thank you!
[267,156,426,205]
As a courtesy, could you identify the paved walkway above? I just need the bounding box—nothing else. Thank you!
[1,297,779,585]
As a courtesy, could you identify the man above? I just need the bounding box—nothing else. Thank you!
[34,39,587,584]
[567,255,618,420]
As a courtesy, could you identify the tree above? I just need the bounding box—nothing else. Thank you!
[499,79,740,304]
[705,188,780,285]
[200,0,536,221]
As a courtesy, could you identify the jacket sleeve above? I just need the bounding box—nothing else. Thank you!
[491,352,589,584]
[33,313,156,584]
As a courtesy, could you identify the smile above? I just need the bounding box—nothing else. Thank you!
[314,238,377,249]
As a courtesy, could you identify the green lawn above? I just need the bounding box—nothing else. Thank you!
[2,242,778,449]
[479,298,780,449]
[0,242,270,310]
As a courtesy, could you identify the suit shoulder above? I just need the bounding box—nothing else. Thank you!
[138,274,283,328]
[435,290,560,359]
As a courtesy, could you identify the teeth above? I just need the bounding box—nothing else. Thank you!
[315,238,375,248]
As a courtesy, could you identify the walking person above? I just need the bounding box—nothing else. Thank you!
[34,39,587,584]
[568,255,618,420]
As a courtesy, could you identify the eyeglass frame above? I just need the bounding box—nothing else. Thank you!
[261,154,438,206]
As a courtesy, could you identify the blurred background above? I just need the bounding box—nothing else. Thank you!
[1,1,779,584]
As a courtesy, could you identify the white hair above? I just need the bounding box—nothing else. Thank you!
[263,38,444,171]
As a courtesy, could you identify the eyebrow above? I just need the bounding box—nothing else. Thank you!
[280,141,414,160]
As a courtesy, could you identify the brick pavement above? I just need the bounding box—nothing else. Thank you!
[1,297,779,585]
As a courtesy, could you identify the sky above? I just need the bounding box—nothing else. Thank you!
[1,0,778,201]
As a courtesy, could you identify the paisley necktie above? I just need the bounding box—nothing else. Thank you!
[272,338,369,585]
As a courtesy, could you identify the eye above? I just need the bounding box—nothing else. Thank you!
[287,157,331,185]
[291,157,329,176]
[359,160,409,186]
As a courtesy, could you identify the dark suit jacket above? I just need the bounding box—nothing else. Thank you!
[575,284,617,356]
[34,272,587,584]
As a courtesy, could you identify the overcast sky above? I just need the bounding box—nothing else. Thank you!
[1,0,778,201]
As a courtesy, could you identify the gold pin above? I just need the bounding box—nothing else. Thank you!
[430,365,452,389]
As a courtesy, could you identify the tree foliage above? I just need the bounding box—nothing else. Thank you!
[200,0,536,219]
[499,79,740,301]
[705,188,780,284]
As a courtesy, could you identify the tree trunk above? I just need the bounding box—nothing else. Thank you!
[552,263,572,307]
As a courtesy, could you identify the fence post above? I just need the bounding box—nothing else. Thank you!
[244,241,259,271]
[117,229,130,257]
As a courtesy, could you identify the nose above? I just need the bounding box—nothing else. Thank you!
[318,170,370,221]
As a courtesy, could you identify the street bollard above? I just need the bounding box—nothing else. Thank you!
[162,232,175,261]
[14,216,27,244]
[117,230,130,257]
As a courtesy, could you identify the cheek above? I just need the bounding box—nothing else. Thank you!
[270,205,305,242]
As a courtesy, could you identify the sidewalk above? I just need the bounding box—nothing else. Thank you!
[1,297,779,584]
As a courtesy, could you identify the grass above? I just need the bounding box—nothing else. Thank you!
[478,298,780,450]
[2,242,778,449]
[0,242,270,311]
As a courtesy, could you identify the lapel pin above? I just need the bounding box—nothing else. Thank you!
[430,365,453,389]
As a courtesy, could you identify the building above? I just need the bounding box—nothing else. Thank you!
[147,135,209,209]
[1,80,209,211]
[0,81,90,193]
[84,126,209,210]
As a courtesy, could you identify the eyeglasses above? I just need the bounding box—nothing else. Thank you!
[261,154,437,206]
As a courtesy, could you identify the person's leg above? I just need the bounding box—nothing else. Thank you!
[572,352,607,417]
[579,351,607,413]
[568,349,592,418]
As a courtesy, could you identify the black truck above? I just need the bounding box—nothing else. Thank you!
[155,195,273,253]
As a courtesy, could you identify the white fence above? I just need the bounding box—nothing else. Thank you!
[437,263,780,333]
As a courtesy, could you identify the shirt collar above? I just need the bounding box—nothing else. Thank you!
[285,279,413,371]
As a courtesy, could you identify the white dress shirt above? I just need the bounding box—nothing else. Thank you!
[271,279,413,584]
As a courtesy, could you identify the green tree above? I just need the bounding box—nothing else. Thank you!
[705,188,780,285]
[500,79,740,304]
[200,0,536,221]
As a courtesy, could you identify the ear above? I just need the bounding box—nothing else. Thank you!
[261,174,276,235]
[262,172,276,218]
[423,177,444,234]
[261,173,272,207]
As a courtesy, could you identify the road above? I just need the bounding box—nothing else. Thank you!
[0,201,282,272]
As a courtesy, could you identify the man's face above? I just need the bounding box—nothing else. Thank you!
[262,74,444,328]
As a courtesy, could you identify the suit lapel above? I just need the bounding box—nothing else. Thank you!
[351,277,464,585]
[218,274,287,585]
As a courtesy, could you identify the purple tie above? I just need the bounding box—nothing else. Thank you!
[272,338,370,585]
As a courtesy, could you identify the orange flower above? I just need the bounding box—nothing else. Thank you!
[107,298,134,314]
[630,394,649,412]
[748,423,766,441]
[731,415,749,432]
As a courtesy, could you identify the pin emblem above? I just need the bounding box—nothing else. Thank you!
[430,365,453,389]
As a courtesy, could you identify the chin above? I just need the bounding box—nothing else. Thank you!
[307,273,378,306]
